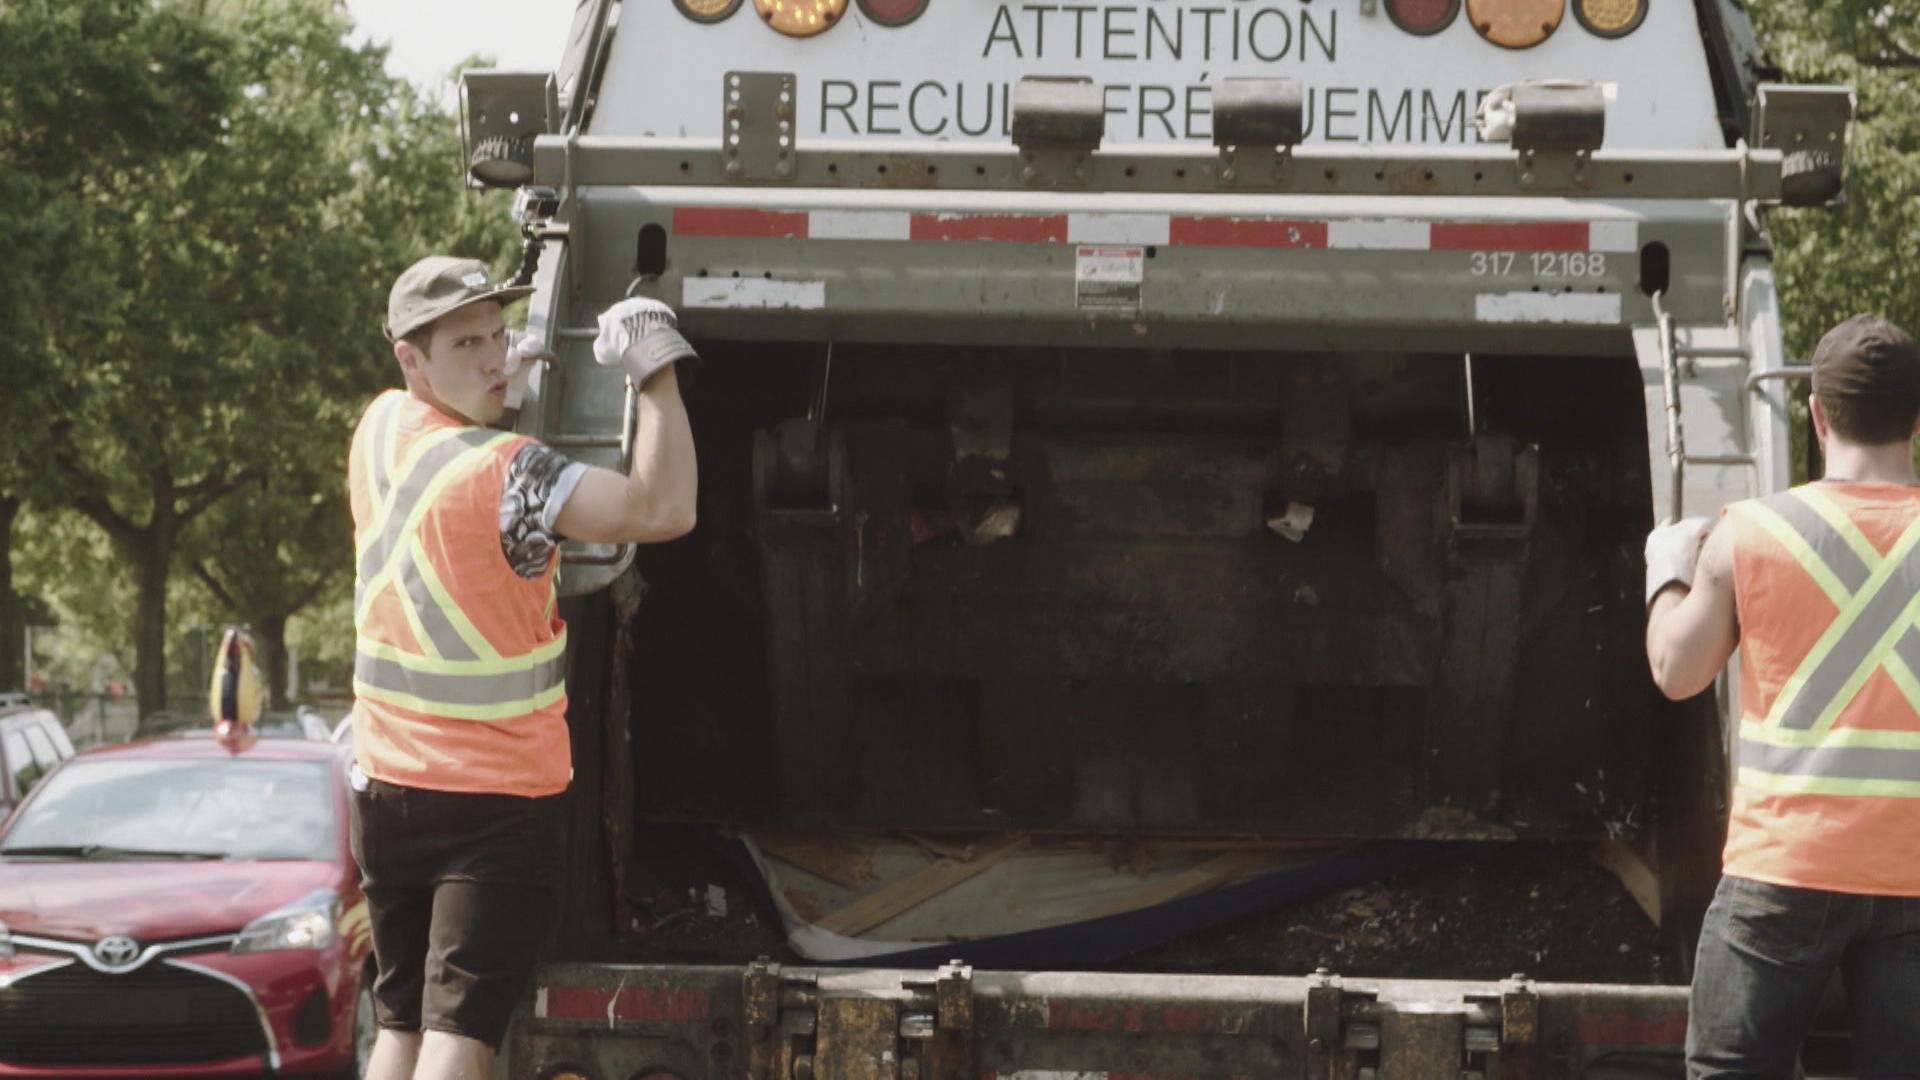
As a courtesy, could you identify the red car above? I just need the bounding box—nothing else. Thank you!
[0,733,372,1077]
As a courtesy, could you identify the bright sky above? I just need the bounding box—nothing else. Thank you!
[344,0,580,95]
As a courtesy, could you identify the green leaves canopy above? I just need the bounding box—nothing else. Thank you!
[1,0,517,711]
[1750,0,1920,355]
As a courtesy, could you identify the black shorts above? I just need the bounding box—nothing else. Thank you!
[348,774,565,1048]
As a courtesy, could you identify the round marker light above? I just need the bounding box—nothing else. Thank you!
[1572,0,1646,37]
[856,0,929,26]
[1386,0,1461,35]
[1465,0,1564,48]
[752,0,847,36]
[675,0,743,22]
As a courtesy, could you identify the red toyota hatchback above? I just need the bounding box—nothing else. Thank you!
[0,733,372,1077]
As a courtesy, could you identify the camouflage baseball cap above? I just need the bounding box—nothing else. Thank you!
[385,256,535,342]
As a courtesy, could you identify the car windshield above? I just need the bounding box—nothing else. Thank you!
[0,757,336,861]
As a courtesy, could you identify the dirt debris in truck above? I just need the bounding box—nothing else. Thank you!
[611,826,1670,987]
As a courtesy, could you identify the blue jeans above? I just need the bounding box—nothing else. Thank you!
[1688,875,1920,1079]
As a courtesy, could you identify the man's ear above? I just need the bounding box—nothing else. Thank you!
[1809,395,1830,443]
[394,338,424,375]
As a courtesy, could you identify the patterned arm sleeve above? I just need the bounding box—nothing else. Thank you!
[499,442,591,579]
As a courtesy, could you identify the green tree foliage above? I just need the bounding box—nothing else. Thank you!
[185,476,338,709]
[0,0,229,691]
[2,0,517,715]
[1749,0,1920,356]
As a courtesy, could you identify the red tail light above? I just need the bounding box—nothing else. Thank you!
[857,0,929,26]
[1386,0,1461,35]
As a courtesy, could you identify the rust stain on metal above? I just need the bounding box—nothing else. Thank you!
[817,996,901,1080]
[1574,1009,1688,1045]
[870,156,941,189]
[1045,1001,1244,1034]
[1502,984,1539,1044]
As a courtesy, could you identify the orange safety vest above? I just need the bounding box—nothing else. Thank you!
[1722,481,1920,895]
[346,390,570,797]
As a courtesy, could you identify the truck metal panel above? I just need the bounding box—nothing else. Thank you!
[453,1,1860,1072]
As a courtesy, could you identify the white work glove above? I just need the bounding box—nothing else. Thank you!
[502,330,551,409]
[1645,517,1711,605]
[592,297,698,388]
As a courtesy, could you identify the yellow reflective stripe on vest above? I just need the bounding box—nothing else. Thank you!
[353,673,566,722]
[368,393,402,508]
[405,536,502,662]
[1759,498,1920,733]
[1735,488,1920,795]
[1737,768,1920,798]
[1796,485,1884,570]
[393,543,483,662]
[1738,499,1860,607]
[356,426,496,575]
[355,431,510,622]
[393,559,456,662]
[1792,574,1920,736]
[1739,732,1920,787]
[1775,487,1920,703]
[352,631,568,721]
[352,420,561,721]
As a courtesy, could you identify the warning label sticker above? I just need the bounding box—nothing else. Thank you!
[1076,245,1146,312]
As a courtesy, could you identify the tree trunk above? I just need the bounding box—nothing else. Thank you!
[132,527,173,719]
[256,612,290,709]
[0,495,19,692]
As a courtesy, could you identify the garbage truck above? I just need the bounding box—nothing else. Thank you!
[456,0,1855,1074]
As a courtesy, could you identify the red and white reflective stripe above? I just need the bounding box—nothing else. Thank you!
[672,208,1639,252]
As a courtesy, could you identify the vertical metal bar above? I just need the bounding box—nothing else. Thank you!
[1462,353,1478,438]
[1652,290,1685,522]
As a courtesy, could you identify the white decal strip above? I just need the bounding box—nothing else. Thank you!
[1589,221,1640,253]
[682,279,828,310]
[1475,292,1623,324]
[1327,219,1430,250]
[1068,213,1172,246]
[810,210,912,240]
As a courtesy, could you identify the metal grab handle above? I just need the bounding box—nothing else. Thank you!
[1651,290,1685,523]
[1747,366,1813,393]
[551,327,640,568]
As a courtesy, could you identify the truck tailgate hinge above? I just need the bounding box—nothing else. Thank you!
[1307,969,1540,1079]
[901,960,975,1080]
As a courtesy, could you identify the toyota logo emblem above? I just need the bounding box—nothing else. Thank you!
[93,935,140,968]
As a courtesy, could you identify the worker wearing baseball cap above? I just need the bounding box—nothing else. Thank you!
[1645,314,1920,1075]
[347,255,699,1080]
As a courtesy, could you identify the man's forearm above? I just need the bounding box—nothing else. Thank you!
[626,366,697,535]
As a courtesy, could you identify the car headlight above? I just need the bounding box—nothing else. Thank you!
[232,888,338,954]
[0,919,12,960]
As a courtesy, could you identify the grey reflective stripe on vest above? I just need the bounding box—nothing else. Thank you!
[357,427,504,585]
[1751,490,1920,731]
[1763,491,1872,593]
[399,546,479,662]
[1775,540,1920,730]
[1739,734,1920,783]
[353,648,568,708]
[353,421,563,714]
